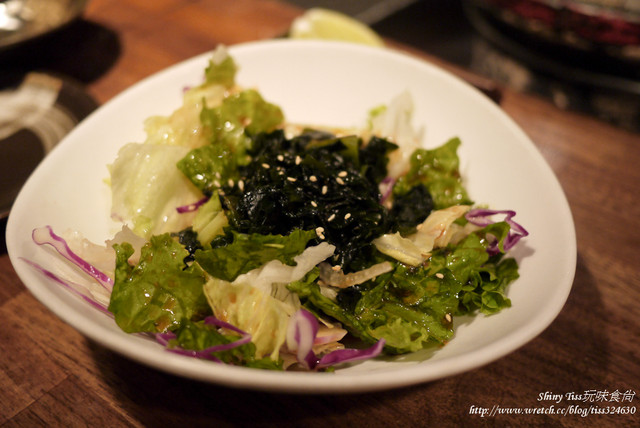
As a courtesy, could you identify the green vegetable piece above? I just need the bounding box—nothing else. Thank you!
[202,89,284,148]
[177,90,284,195]
[192,194,228,248]
[445,233,490,284]
[203,278,294,360]
[109,143,201,238]
[394,137,473,209]
[109,234,209,333]
[195,229,316,281]
[287,269,379,344]
[367,309,437,353]
[446,222,518,315]
[348,263,458,352]
[204,52,238,88]
[177,141,242,196]
[171,320,283,370]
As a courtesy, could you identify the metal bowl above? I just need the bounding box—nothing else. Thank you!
[0,0,89,50]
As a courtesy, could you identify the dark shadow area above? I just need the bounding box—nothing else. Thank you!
[529,253,610,385]
[374,0,477,66]
[0,18,121,85]
[1,217,7,254]
[502,252,608,385]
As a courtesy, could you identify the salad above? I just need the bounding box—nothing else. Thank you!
[28,46,528,371]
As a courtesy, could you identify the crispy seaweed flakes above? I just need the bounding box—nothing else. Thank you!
[219,130,396,271]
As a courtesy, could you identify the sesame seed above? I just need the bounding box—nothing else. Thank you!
[344,213,351,220]
[213,180,221,187]
[215,172,221,179]
[238,180,244,191]
[322,185,328,195]
[445,314,452,323]
[287,177,297,182]
[277,155,284,162]
[315,227,325,239]
[311,201,318,207]
[332,265,342,272]
[436,273,444,279]
[262,163,270,169]
[295,155,302,165]
[228,179,234,187]
[336,177,345,185]
[338,171,348,177]
[309,175,317,182]
[328,213,336,222]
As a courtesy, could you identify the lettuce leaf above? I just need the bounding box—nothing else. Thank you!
[191,194,228,248]
[169,319,283,369]
[393,137,472,209]
[109,234,209,333]
[202,241,334,360]
[203,47,238,88]
[452,223,519,315]
[195,229,316,282]
[433,221,517,315]
[177,90,284,195]
[109,143,202,238]
[293,221,519,354]
[203,278,294,360]
[353,264,458,353]
[287,268,380,345]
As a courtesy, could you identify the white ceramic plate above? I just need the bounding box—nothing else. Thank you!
[6,40,576,393]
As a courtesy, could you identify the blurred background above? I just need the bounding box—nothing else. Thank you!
[288,0,640,133]
[2,0,638,136]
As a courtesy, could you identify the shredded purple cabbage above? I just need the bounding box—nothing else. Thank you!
[21,258,112,315]
[289,309,320,369]
[288,309,385,370]
[176,196,210,213]
[465,209,529,255]
[317,341,386,369]
[155,316,251,362]
[32,226,113,290]
[379,176,396,204]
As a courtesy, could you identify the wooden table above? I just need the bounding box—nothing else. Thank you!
[1,0,638,426]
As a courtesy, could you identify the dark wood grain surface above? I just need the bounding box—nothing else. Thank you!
[1,1,638,426]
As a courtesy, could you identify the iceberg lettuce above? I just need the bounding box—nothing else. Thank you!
[109,143,202,238]
[203,241,335,360]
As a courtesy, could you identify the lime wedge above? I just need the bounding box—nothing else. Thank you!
[289,8,385,47]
